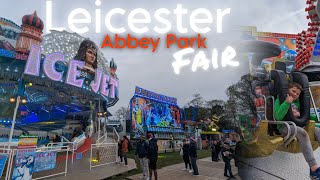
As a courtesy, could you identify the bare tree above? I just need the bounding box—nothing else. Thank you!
[114,106,130,121]
[186,94,207,121]
[205,99,226,117]
[188,93,204,108]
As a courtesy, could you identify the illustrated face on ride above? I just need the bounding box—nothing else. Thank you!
[74,39,98,75]
[85,48,97,71]
[288,86,301,101]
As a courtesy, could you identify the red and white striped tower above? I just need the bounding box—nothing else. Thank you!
[15,11,44,54]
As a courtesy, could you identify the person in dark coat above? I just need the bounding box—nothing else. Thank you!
[215,140,222,161]
[147,133,158,180]
[182,139,192,171]
[135,135,149,179]
[189,137,199,176]
[210,140,218,162]
[52,134,61,143]
[221,142,235,178]
[118,140,123,163]
[233,134,242,168]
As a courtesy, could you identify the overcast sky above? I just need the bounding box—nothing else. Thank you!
[1,0,307,114]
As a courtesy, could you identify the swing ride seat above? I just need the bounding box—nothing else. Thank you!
[240,120,291,158]
[240,120,318,157]
[271,70,319,153]
[276,120,319,153]
[240,69,319,158]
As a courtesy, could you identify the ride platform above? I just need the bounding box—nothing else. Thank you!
[47,156,137,180]
[238,148,320,180]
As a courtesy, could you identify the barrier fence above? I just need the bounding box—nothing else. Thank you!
[3,146,69,180]
[0,135,119,179]
[33,146,69,180]
[113,127,119,143]
[0,148,13,180]
[47,142,78,164]
[90,143,118,170]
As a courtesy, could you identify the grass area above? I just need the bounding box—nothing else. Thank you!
[105,149,211,179]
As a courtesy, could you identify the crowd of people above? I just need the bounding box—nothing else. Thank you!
[118,133,158,180]
[117,133,241,179]
[180,136,240,178]
[180,137,200,176]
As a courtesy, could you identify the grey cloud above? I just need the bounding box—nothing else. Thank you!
[1,0,306,114]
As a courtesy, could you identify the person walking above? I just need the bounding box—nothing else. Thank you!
[221,142,235,178]
[121,135,129,166]
[135,135,149,180]
[182,139,192,171]
[118,140,123,163]
[216,140,222,161]
[189,137,199,176]
[233,134,242,168]
[147,133,158,180]
[170,135,174,149]
[210,140,218,162]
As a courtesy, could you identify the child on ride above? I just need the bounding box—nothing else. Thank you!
[275,82,320,179]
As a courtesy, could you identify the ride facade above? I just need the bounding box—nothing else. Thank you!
[129,86,184,152]
[239,0,320,158]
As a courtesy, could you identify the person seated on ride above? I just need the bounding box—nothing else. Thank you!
[52,134,61,143]
[275,82,320,178]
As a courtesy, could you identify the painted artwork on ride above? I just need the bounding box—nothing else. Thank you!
[130,87,181,138]
[309,86,320,120]
[74,39,98,75]
[12,149,36,180]
[0,18,20,51]
[18,135,38,149]
[34,151,57,172]
[241,26,297,78]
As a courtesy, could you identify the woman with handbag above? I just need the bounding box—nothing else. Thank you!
[182,139,192,171]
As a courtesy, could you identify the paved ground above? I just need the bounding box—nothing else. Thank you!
[237,161,284,180]
[46,157,137,180]
[237,148,320,180]
[127,157,239,180]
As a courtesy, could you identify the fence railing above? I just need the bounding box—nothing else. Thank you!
[96,131,108,144]
[60,136,70,143]
[0,131,119,179]
[5,146,69,180]
[90,143,117,170]
[113,127,119,143]
[0,148,13,180]
[47,142,77,164]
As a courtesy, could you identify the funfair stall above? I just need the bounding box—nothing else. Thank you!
[130,86,184,152]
